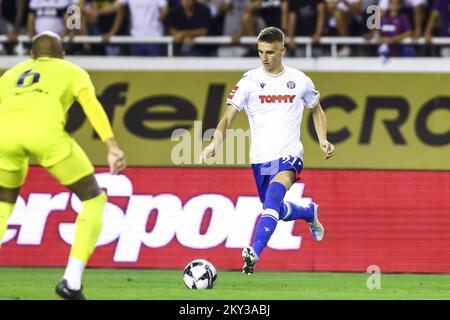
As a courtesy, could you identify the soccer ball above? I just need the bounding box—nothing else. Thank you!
[183,259,217,289]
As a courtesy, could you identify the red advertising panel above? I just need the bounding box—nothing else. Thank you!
[1,167,449,273]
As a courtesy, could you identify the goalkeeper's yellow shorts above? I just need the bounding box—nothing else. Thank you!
[0,127,94,188]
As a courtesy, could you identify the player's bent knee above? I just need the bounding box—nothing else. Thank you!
[263,182,287,214]
[271,170,296,189]
[68,174,102,201]
[264,182,286,202]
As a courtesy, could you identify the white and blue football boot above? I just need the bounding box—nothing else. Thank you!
[242,246,258,275]
[308,202,324,241]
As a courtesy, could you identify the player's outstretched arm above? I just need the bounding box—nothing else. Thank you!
[199,104,239,164]
[311,101,335,160]
[77,88,126,174]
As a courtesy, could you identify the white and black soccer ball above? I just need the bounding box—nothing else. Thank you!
[183,259,217,289]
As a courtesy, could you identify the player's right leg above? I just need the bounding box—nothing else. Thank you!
[44,139,106,300]
[53,174,105,300]
[243,165,296,275]
[278,201,324,241]
[271,157,325,241]
[242,163,271,275]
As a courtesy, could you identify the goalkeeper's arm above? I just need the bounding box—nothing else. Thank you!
[77,88,126,174]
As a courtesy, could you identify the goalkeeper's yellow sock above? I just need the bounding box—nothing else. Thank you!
[0,201,15,249]
[64,192,106,290]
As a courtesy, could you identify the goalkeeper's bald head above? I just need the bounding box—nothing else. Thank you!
[31,31,65,59]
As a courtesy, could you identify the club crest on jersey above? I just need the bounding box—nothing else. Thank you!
[287,81,296,89]
[228,86,239,99]
[259,95,296,103]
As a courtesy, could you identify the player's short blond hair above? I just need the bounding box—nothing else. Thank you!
[257,27,285,45]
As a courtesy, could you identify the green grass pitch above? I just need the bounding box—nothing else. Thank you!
[0,267,449,300]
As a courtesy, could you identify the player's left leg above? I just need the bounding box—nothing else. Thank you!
[54,174,106,300]
[279,201,324,241]
[0,165,28,249]
[252,170,296,257]
[243,169,296,274]
[44,139,106,300]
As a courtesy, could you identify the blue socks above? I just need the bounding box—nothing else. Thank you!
[252,182,316,259]
[252,182,286,258]
[279,201,314,223]
[252,212,278,258]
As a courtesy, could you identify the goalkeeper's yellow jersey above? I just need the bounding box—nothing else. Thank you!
[0,57,94,131]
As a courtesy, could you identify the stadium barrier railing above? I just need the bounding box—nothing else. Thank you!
[1,35,450,57]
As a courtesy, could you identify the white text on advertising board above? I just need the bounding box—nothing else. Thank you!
[2,174,312,262]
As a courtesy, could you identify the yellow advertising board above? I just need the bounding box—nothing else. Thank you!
[17,70,450,169]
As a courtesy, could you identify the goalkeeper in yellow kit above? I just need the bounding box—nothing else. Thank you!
[0,31,126,300]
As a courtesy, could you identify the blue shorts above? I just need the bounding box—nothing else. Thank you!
[251,156,304,203]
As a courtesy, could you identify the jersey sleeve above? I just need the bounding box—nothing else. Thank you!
[71,66,95,98]
[77,88,114,142]
[226,75,250,112]
[302,76,320,109]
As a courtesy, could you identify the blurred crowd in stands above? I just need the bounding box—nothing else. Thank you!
[0,0,449,57]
